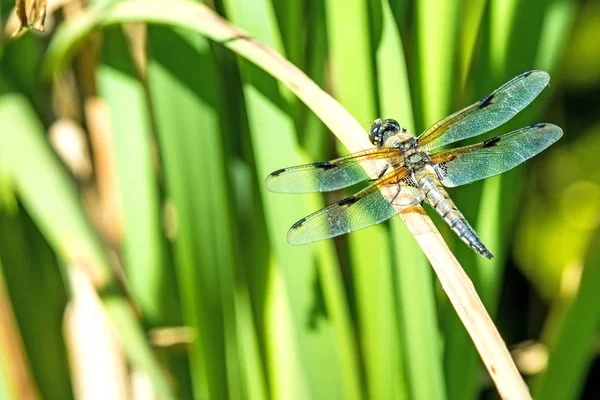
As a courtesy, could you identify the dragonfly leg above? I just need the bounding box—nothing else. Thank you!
[390,184,402,204]
[369,164,390,182]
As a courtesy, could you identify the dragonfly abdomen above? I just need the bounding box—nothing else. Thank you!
[415,169,494,259]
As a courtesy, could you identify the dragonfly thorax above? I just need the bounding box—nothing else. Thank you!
[397,136,418,151]
[404,147,431,171]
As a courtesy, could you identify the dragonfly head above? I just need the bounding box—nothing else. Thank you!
[369,119,406,148]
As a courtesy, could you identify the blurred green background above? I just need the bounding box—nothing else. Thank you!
[1,0,599,399]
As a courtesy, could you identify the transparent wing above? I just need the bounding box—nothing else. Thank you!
[265,148,402,193]
[287,168,425,245]
[418,70,550,151]
[429,123,562,187]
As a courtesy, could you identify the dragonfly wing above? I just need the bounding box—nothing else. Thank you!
[430,123,562,187]
[418,70,550,151]
[286,168,424,245]
[265,148,402,193]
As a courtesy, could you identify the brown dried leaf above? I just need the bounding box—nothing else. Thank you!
[11,0,47,36]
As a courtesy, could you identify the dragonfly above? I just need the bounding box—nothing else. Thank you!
[265,70,563,259]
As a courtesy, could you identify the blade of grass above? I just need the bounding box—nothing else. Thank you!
[234,285,268,400]
[445,0,543,390]
[42,2,532,397]
[414,2,464,397]
[299,0,328,161]
[533,232,600,400]
[271,0,304,71]
[489,0,518,75]
[457,0,488,89]
[414,0,458,130]
[0,172,41,400]
[325,0,377,119]
[444,0,570,395]
[326,0,404,398]
[485,0,571,333]
[97,26,180,327]
[0,227,41,400]
[219,55,273,400]
[534,0,577,71]
[0,91,175,400]
[373,1,443,399]
[207,9,272,397]
[0,203,73,400]
[97,26,193,398]
[313,238,363,400]
[224,1,354,398]
[146,26,239,399]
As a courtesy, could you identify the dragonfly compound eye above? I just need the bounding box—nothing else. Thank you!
[384,119,401,132]
[369,119,385,146]
[370,119,402,147]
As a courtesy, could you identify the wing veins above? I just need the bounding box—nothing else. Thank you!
[418,71,550,150]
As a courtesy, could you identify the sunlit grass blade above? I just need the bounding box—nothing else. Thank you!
[373,1,443,398]
[147,25,240,399]
[534,0,578,71]
[488,0,518,75]
[325,0,377,120]
[234,285,268,400]
[0,92,175,400]
[414,0,460,397]
[271,0,304,70]
[443,1,572,397]
[443,3,528,395]
[326,0,406,398]
[299,0,328,161]
[97,26,179,327]
[223,1,355,398]
[374,0,414,131]
[483,0,572,317]
[313,238,363,399]
[216,47,272,400]
[414,0,458,131]
[533,232,600,400]
[301,2,363,393]
[98,25,192,398]
[457,0,488,89]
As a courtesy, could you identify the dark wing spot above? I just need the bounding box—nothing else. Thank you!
[400,176,419,187]
[338,196,359,206]
[521,70,534,78]
[483,136,501,148]
[437,162,449,174]
[270,168,286,176]
[315,161,335,170]
[531,122,547,128]
[291,217,307,230]
[479,93,495,108]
